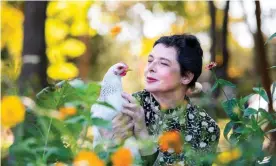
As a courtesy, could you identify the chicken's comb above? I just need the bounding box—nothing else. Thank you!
[119,61,128,66]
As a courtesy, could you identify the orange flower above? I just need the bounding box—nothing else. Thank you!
[110,25,122,37]
[73,150,104,166]
[158,130,183,153]
[111,148,133,166]
[59,107,77,116]
[56,106,77,120]
[205,62,217,70]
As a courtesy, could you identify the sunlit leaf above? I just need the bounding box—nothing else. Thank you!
[222,98,239,121]
[223,121,234,141]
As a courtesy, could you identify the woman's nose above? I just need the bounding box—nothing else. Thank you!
[148,61,156,73]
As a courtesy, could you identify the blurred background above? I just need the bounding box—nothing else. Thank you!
[1,0,276,154]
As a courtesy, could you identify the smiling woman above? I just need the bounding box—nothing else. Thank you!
[112,34,220,166]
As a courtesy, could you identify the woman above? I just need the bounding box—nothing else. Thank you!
[111,34,220,166]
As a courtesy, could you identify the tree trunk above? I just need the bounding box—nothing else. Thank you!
[255,1,275,155]
[18,1,48,95]
[255,1,273,113]
[208,1,216,63]
[221,1,230,80]
[77,36,92,81]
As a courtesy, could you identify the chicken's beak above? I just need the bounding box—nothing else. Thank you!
[126,68,132,72]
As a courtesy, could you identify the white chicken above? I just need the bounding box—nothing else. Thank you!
[91,62,141,160]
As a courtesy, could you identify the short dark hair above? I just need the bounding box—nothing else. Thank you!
[153,34,203,88]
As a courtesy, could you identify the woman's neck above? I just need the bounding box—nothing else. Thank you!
[151,86,188,109]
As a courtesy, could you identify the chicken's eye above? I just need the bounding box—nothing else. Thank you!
[118,66,123,70]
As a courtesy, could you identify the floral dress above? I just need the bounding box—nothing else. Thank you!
[132,90,220,166]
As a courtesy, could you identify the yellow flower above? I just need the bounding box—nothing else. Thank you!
[45,18,69,46]
[73,150,104,166]
[47,45,66,64]
[70,20,89,36]
[1,2,24,80]
[1,96,25,128]
[231,148,242,160]
[47,62,79,80]
[47,1,69,17]
[54,162,67,166]
[140,37,158,57]
[216,148,241,164]
[88,28,97,37]
[111,148,133,166]
[216,151,232,164]
[61,38,86,58]
[158,130,183,154]
[110,25,122,37]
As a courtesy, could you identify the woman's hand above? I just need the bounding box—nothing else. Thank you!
[121,92,150,140]
[110,112,133,143]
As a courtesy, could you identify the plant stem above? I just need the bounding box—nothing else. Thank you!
[212,69,229,101]
[43,117,53,161]
[221,88,229,101]
[80,124,88,148]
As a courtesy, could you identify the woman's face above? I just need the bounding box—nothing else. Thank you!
[144,44,183,93]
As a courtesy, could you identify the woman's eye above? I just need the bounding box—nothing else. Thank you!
[161,63,168,66]
[148,60,153,63]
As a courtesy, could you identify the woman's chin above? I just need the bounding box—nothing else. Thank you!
[145,84,160,92]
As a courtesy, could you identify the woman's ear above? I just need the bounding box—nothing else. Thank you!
[181,71,194,85]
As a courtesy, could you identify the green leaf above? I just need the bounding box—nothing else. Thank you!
[265,32,276,45]
[239,94,254,106]
[91,117,112,129]
[272,82,276,97]
[267,66,276,69]
[234,126,251,134]
[218,79,236,88]
[258,108,275,125]
[224,121,234,141]
[211,81,219,92]
[222,98,239,121]
[64,115,86,124]
[36,81,80,109]
[95,101,117,111]
[253,87,269,103]
[244,108,258,117]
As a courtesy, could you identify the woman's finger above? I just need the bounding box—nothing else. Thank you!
[121,123,134,139]
[122,92,136,103]
[112,112,123,122]
[122,102,137,110]
[122,108,135,118]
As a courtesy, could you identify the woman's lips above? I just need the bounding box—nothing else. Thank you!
[146,77,158,83]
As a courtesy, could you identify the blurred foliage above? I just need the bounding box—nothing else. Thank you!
[1,75,275,165]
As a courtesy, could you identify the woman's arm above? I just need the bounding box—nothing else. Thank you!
[121,92,159,165]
